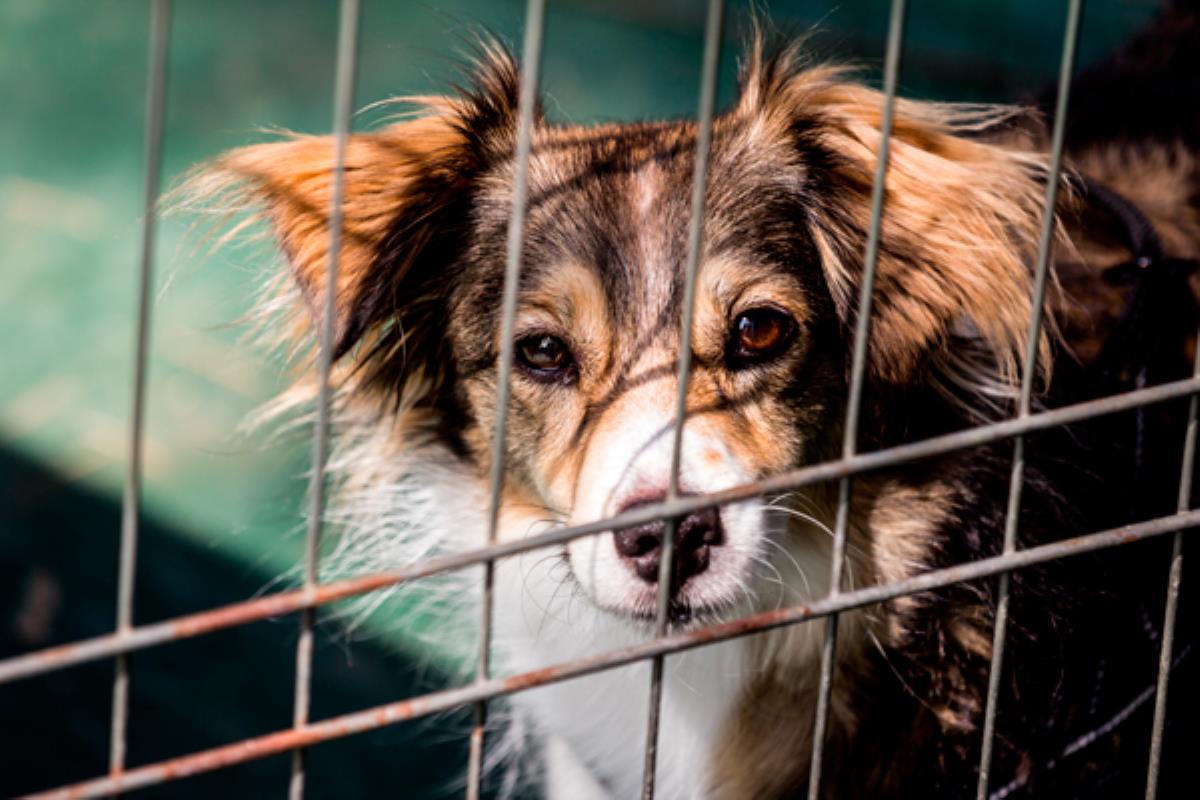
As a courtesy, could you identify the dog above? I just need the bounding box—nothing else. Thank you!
[181,5,1199,798]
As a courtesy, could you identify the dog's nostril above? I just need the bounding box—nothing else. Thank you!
[613,524,663,559]
[612,502,724,588]
[680,507,723,548]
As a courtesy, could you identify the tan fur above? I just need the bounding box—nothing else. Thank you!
[178,110,467,355]
[706,471,958,797]
[709,650,823,799]
[1052,143,1200,365]
[1072,143,1200,261]
[738,58,1059,389]
[180,37,1170,798]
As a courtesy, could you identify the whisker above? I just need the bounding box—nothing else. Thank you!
[759,537,813,599]
[747,553,787,610]
[761,501,872,594]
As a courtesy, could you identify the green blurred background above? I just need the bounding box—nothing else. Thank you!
[0,0,1161,796]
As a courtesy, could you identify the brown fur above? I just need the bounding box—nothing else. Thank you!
[178,23,1199,799]
[738,57,1058,388]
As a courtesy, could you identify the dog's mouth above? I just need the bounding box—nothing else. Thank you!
[636,600,711,626]
[560,547,731,628]
[559,514,760,630]
[602,596,727,629]
[559,497,764,631]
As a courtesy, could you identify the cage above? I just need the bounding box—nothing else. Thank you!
[0,0,1194,798]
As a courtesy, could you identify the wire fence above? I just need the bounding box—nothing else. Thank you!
[2,0,1193,798]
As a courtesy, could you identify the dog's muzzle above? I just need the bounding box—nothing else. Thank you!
[612,496,725,592]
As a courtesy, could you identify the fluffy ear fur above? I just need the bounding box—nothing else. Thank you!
[178,45,524,399]
[739,42,1058,400]
[198,117,469,358]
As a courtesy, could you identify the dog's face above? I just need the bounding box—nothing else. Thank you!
[448,117,844,618]
[197,44,1051,627]
[447,118,846,621]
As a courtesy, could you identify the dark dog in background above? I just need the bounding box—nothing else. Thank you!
[182,3,1199,797]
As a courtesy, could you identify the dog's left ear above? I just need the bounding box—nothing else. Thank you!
[740,46,1057,390]
[179,44,526,409]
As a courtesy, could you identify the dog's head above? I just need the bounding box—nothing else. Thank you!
[192,41,1052,626]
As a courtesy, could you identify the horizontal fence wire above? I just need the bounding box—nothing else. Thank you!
[465,1,546,797]
[21,508,1199,800]
[288,2,361,798]
[3,375,1199,688]
[640,1,724,797]
[109,0,170,781]
[975,1,1084,796]
[8,3,1195,798]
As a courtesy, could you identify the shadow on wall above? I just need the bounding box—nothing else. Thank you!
[0,445,490,800]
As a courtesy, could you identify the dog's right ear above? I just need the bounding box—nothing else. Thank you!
[190,113,472,363]
[182,45,525,370]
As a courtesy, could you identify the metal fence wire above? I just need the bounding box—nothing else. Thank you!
[2,0,1194,798]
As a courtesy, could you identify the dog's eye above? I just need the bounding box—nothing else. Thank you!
[728,308,796,368]
[515,334,575,381]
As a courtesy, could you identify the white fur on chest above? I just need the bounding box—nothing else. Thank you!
[494,554,751,799]
[324,441,836,797]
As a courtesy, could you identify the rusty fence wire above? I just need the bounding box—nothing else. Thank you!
[109,0,171,784]
[975,1,1083,796]
[289,2,362,798]
[2,0,1194,798]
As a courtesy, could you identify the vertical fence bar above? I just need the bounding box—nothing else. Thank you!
[805,2,906,797]
[1144,338,1200,799]
[288,2,361,798]
[109,0,171,780]
[975,2,1083,797]
[464,2,546,797]
[639,2,724,797]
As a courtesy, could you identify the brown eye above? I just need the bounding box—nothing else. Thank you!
[728,308,796,368]
[515,334,576,382]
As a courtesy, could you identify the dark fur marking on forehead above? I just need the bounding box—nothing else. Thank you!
[457,110,840,457]
[563,301,681,449]
[520,140,821,330]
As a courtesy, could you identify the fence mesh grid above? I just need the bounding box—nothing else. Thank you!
[2,0,1193,798]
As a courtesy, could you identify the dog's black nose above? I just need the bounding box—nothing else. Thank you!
[613,501,723,588]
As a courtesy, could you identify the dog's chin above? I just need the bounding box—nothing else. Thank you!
[565,551,754,631]
[590,584,737,631]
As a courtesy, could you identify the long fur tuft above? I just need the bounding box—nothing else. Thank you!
[739,34,1068,416]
